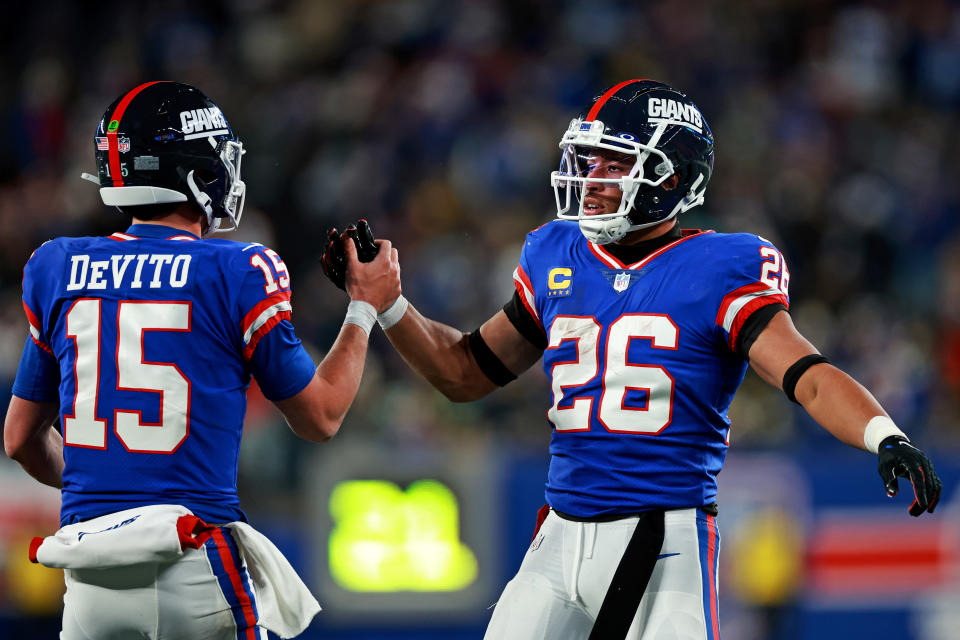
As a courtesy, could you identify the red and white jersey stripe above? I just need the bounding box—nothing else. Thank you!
[715,282,788,349]
[512,265,541,328]
[241,291,292,360]
[23,301,53,354]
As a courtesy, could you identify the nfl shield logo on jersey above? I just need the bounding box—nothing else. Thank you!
[613,272,631,293]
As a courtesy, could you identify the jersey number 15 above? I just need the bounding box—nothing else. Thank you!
[63,299,191,453]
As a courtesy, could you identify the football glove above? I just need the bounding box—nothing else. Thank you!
[320,219,380,290]
[877,435,942,517]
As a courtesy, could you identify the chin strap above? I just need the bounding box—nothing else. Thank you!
[185,170,220,236]
[185,170,214,217]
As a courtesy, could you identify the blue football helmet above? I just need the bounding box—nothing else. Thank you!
[83,81,246,235]
[551,79,715,244]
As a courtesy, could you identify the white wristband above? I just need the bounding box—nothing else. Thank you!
[863,416,907,454]
[377,295,409,330]
[343,300,377,336]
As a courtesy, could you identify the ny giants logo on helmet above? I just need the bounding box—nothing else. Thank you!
[647,98,703,133]
[179,107,229,140]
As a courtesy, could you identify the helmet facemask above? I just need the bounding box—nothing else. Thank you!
[186,136,247,235]
[551,118,706,244]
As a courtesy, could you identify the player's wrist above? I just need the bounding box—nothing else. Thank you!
[343,300,377,336]
[377,295,408,330]
[864,416,907,454]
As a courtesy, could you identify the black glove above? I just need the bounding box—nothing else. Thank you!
[348,219,379,262]
[319,219,380,290]
[877,435,942,517]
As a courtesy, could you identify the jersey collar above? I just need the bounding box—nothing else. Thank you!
[587,229,712,270]
[110,224,201,242]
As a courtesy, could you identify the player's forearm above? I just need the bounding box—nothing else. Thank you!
[383,303,492,401]
[8,426,64,489]
[795,364,889,451]
[278,322,370,442]
[4,397,64,488]
[312,323,370,434]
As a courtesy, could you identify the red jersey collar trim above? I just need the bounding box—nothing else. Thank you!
[112,224,202,241]
[587,229,713,270]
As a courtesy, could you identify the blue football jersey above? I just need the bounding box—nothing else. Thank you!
[512,221,790,517]
[13,224,317,526]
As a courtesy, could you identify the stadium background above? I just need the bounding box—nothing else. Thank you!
[1,1,959,638]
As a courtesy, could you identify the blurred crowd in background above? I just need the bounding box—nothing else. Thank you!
[2,0,958,452]
[1,0,959,635]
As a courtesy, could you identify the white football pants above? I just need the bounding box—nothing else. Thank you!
[484,508,721,640]
[60,528,267,640]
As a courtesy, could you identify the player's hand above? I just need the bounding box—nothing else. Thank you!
[878,436,942,517]
[344,231,400,312]
[320,220,380,291]
[320,226,347,290]
[347,219,379,262]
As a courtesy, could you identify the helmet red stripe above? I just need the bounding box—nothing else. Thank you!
[107,81,164,187]
[584,79,650,122]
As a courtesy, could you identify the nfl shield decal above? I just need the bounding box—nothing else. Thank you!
[601,269,643,294]
[613,272,630,292]
[118,137,131,153]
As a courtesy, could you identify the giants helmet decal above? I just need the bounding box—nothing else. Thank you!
[551,79,715,244]
[83,81,246,235]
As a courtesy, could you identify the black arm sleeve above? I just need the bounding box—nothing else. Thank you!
[503,291,548,350]
[468,328,517,386]
[736,303,787,359]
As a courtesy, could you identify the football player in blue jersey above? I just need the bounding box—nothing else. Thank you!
[325,79,943,640]
[3,82,400,640]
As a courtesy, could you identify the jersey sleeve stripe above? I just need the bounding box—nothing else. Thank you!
[29,330,54,356]
[109,232,139,241]
[23,301,41,332]
[241,291,292,336]
[716,282,788,349]
[513,265,541,328]
[243,301,292,345]
[242,298,293,345]
[22,301,53,354]
[242,310,292,360]
[725,295,787,351]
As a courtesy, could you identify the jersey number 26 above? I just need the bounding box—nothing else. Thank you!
[547,314,677,434]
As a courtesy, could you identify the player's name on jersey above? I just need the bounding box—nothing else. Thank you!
[66,253,192,291]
